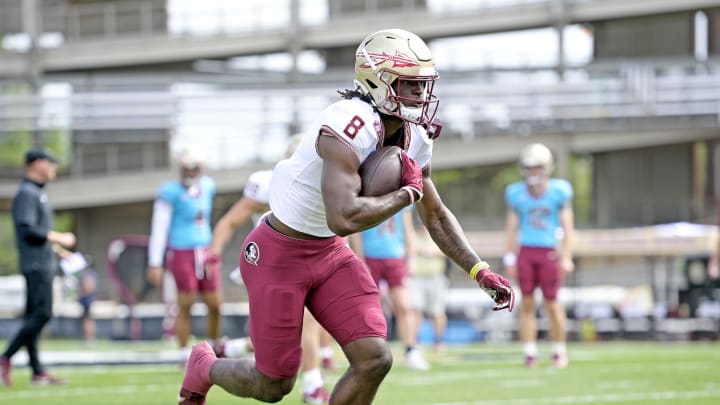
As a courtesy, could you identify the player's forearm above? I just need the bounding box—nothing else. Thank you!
[504,228,518,255]
[559,209,575,259]
[404,214,417,258]
[560,229,573,259]
[148,200,172,267]
[210,221,234,255]
[504,211,519,253]
[328,190,411,236]
[423,208,481,272]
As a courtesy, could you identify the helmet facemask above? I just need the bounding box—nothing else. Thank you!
[522,166,547,186]
[388,74,439,125]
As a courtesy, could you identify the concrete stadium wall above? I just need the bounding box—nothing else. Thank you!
[594,143,694,227]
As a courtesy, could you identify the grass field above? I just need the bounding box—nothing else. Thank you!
[1,340,719,404]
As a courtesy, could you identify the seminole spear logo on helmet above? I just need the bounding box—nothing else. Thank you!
[357,51,420,69]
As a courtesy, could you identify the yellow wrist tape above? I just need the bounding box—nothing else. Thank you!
[469,261,490,280]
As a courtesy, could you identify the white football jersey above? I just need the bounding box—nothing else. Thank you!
[269,97,433,237]
[244,170,273,205]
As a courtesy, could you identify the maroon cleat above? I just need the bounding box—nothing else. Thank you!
[212,339,227,358]
[178,341,217,404]
[0,356,11,387]
[31,371,66,386]
[321,357,336,371]
[552,353,569,369]
[524,355,538,368]
[178,388,208,405]
[303,386,331,404]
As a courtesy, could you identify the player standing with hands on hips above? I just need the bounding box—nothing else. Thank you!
[503,143,575,368]
[178,28,514,405]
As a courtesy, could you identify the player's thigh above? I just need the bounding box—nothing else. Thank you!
[308,253,386,346]
[198,255,221,293]
[244,277,305,378]
[167,249,198,293]
[538,249,561,300]
[517,247,539,295]
[364,258,384,286]
[382,258,407,288]
[239,226,308,379]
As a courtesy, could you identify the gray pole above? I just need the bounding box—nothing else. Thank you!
[552,0,567,81]
[22,0,43,147]
[288,0,302,134]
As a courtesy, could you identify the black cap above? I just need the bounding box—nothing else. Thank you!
[25,149,58,165]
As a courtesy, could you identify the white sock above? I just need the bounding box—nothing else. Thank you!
[224,338,250,358]
[523,342,538,357]
[319,346,333,360]
[180,346,192,362]
[552,341,566,356]
[302,368,324,394]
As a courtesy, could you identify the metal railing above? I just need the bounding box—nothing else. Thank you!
[43,0,548,42]
[1,61,719,174]
[6,0,690,44]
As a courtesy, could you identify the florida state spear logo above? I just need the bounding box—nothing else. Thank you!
[244,242,260,266]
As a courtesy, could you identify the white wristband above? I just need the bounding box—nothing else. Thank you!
[502,252,517,267]
[401,186,415,204]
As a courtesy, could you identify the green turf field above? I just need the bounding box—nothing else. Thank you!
[0,341,719,404]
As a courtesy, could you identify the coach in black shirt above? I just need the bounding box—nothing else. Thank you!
[0,149,76,387]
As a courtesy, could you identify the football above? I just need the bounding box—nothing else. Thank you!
[359,146,403,196]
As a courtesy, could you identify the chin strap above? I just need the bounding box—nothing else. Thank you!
[424,117,443,140]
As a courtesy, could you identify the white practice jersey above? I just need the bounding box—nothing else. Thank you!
[269,97,433,237]
[244,169,273,226]
[244,170,273,205]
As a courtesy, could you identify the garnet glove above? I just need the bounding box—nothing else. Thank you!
[472,262,515,312]
[400,150,423,203]
[204,253,221,279]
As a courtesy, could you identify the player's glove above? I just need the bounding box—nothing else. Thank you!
[400,150,423,203]
[204,253,222,279]
[471,262,515,312]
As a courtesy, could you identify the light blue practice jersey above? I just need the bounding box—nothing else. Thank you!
[157,176,215,249]
[361,209,408,259]
[505,178,573,248]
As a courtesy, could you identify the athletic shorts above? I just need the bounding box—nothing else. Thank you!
[166,247,220,293]
[408,274,448,316]
[365,258,407,289]
[517,246,561,300]
[240,221,386,379]
[78,294,95,318]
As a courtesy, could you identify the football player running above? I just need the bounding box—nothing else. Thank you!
[503,143,575,368]
[205,135,333,404]
[178,28,514,405]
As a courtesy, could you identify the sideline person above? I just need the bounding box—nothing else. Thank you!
[1,149,76,386]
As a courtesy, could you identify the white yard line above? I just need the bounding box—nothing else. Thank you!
[4,385,719,405]
[430,388,720,405]
[0,383,176,399]
[393,360,714,387]
[2,384,720,405]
